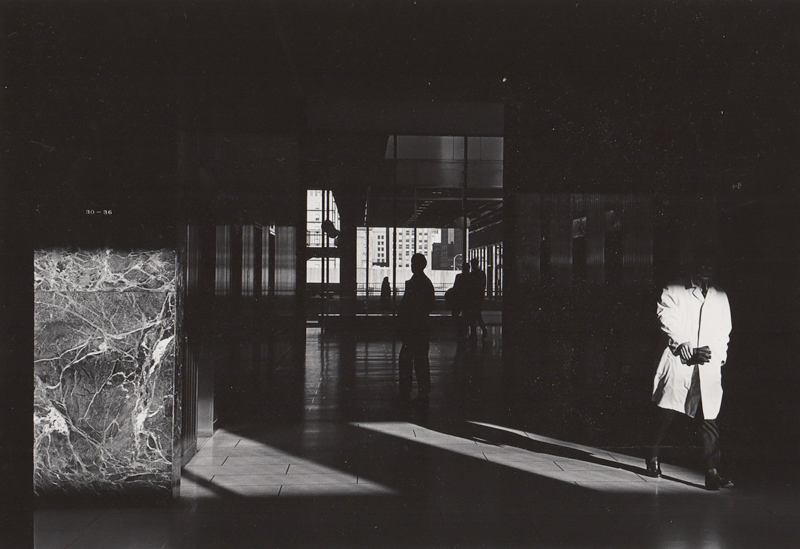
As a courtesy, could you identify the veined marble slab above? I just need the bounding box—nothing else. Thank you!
[35,249,176,292]
[34,249,178,497]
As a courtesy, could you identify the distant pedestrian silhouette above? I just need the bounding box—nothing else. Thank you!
[380,276,392,310]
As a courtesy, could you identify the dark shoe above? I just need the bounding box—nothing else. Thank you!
[645,457,662,478]
[705,470,733,491]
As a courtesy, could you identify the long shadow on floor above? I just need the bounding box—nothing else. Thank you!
[188,421,797,547]
[440,419,708,490]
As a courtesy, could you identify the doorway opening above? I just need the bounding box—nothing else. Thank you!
[304,135,503,326]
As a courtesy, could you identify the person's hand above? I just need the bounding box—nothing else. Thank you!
[694,346,712,364]
[676,342,693,363]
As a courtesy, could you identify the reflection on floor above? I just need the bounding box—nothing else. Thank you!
[35,326,800,548]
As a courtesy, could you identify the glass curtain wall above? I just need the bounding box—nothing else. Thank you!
[306,190,341,317]
[357,226,456,299]
[355,135,503,313]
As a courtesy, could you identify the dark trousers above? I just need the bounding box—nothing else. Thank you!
[650,402,721,471]
[399,335,431,397]
[464,304,486,338]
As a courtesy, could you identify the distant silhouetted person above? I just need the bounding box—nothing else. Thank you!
[380,276,391,310]
[395,253,435,408]
[447,262,470,340]
[466,258,488,341]
[646,251,733,491]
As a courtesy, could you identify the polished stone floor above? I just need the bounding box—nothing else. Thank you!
[35,325,800,548]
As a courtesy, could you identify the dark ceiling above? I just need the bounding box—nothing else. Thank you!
[4,0,799,218]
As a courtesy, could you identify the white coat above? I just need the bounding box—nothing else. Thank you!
[652,280,732,420]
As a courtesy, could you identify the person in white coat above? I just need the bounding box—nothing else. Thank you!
[646,254,734,490]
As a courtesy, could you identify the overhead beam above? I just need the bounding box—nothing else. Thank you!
[307,100,504,136]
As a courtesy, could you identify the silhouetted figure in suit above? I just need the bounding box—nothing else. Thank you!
[395,253,436,408]
[448,263,470,340]
[465,258,488,341]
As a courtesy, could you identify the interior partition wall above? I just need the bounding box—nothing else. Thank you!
[208,220,303,425]
[179,132,307,432]
[503,189,660,448]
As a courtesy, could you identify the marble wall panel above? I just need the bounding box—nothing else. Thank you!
[34,249,176,292]
[34,250,178,497]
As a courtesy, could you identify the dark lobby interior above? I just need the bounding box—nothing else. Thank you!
[2,1,799,548]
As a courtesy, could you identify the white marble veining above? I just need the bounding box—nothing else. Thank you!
[34,249,178,496]
[35,249,176,292]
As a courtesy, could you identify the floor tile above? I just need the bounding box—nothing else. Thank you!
[286,462,351,475]
[550,467,648,483]
[482,455,563,473]
[212,472,356,487]
[215,484,283,497]
[482,450,560,465]
[185,455,228,466]
[279,483,396,497]
[201,438,241,448]
[552,456,637,472]
[186,463,290,478]
[220,455,296,466]
[194,446,294,457]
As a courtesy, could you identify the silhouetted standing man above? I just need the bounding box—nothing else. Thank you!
[396,253,436,407]
[646,253,733,490]
[466,258,488,341]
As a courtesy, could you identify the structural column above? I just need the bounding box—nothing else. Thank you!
[333,188,365,319]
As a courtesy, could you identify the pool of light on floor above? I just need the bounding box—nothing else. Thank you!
[181,429,396,498]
